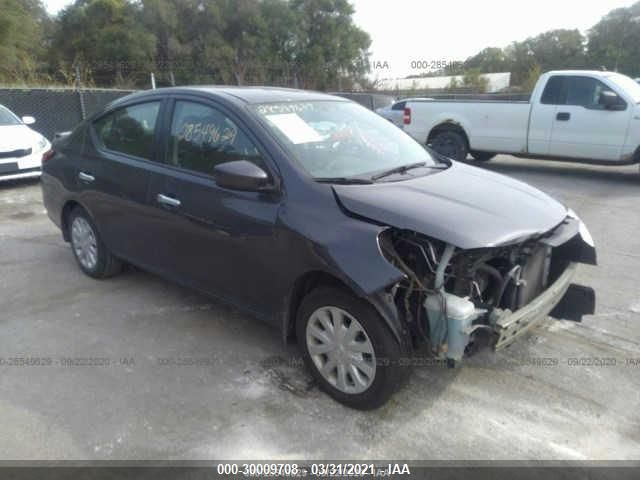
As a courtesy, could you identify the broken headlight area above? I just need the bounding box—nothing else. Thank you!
[378,218,595,362]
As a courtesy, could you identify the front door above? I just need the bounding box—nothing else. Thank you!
[547,76,632,161]
[145,98,283,317]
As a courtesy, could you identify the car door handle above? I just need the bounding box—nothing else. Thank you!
[78,171,95,182]
[556,112,571,121]
[156,193,181,208]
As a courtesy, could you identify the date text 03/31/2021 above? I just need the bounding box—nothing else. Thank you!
[215,463,412,477]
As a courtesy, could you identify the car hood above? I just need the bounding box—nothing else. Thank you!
[0,125,42,152]
[333,161,568,249]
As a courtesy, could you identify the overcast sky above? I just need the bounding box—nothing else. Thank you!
[43,0,637,78]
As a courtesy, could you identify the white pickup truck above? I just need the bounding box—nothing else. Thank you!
[401,70,640,165]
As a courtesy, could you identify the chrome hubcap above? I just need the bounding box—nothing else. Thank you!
[306,306,376,394]
[71,217,98,270]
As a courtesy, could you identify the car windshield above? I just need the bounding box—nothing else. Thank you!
[253,100,439,180]
[608,73,640,103]
[0,105,21,126]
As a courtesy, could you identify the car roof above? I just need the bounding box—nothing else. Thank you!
[545,70,617,78]
[110,86,345,109]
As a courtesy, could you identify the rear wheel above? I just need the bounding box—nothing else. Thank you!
[471,151,496,162]
[429,130,468,161]
[296,287,406,409]
[68,207,122,279]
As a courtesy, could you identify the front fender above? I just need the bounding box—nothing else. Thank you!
[320,223,409,345]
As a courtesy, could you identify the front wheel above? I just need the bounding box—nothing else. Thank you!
[429,130,469,161]
[296,287,407,409]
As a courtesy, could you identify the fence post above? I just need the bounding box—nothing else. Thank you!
[75,64,87,120]
[150,72,156,90]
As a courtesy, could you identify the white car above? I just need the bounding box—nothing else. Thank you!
[402,71,640,165]
[0,105,51,181]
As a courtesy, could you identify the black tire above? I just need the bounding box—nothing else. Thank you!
[67,207,122,279]
[471,151,496,162]
[296,287,407,410]
[429,130,468,161]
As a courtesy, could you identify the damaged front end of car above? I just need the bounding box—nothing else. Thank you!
[377,213,596,362]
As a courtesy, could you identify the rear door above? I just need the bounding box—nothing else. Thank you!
[145,97,283,316]
[80,99,165,267]
[547,76,631,161]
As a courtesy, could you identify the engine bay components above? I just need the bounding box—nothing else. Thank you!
[425,292,484,360]
[378,216,595,361]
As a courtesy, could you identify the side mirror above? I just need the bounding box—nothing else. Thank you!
[213,160,271,192]
[22,116,36,125]
[598,91,625,110]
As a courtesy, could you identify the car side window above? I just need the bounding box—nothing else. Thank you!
[566,77,623,109]
[391,101,406,111]
[168,101,263,176]
[93,102,160,160]
[540,76,568,105]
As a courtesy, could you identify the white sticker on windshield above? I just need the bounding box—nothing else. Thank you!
[265,113,323,144]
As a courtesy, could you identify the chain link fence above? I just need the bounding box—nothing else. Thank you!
[0,87,135,140]
[0,85,529,142]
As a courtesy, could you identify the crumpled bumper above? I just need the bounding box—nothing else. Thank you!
[491,262,591,350]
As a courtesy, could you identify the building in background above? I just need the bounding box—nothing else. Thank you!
[376,72,511,93]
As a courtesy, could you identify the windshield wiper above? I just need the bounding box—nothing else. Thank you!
[370,161,430,181]
[315,177,374,185]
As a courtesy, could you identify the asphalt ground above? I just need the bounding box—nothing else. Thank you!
[0,156,639,460]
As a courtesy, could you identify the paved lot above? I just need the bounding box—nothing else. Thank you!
[1,156,639,460]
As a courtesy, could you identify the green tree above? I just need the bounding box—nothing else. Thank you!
[521,63,542,93]
[464,47,509,73]
[209,0,267,85]
[0,0,49,83]
[141,0,187,84]
[461,69,489,93]
[525,29,586,71]
[258,0,303,85]
[444,76,460,92]
[290,0,371,90]
[503,29,585,85]
[52,0,156,87]
[170,0,266,85]
[587,2,640,76]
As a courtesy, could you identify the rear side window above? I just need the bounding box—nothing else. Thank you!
[167,100,263,176]
[391,101,406,111]
[540,76,567,105]
[93,102,160,160]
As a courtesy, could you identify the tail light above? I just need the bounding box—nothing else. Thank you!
[403,107,411,125]
[42,148,55,163]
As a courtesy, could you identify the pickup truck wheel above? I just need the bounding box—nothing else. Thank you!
[430,131,468,161]
[296,287,406,410]
[471,151,496,162]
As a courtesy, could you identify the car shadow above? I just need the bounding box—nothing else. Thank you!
[0,177,41,189]
[90,263,459,415]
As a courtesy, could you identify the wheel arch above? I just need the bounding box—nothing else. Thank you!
[282,270,410,352]
[427,120,470,149]
[60,200,83,242]
[283,270,351,343]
